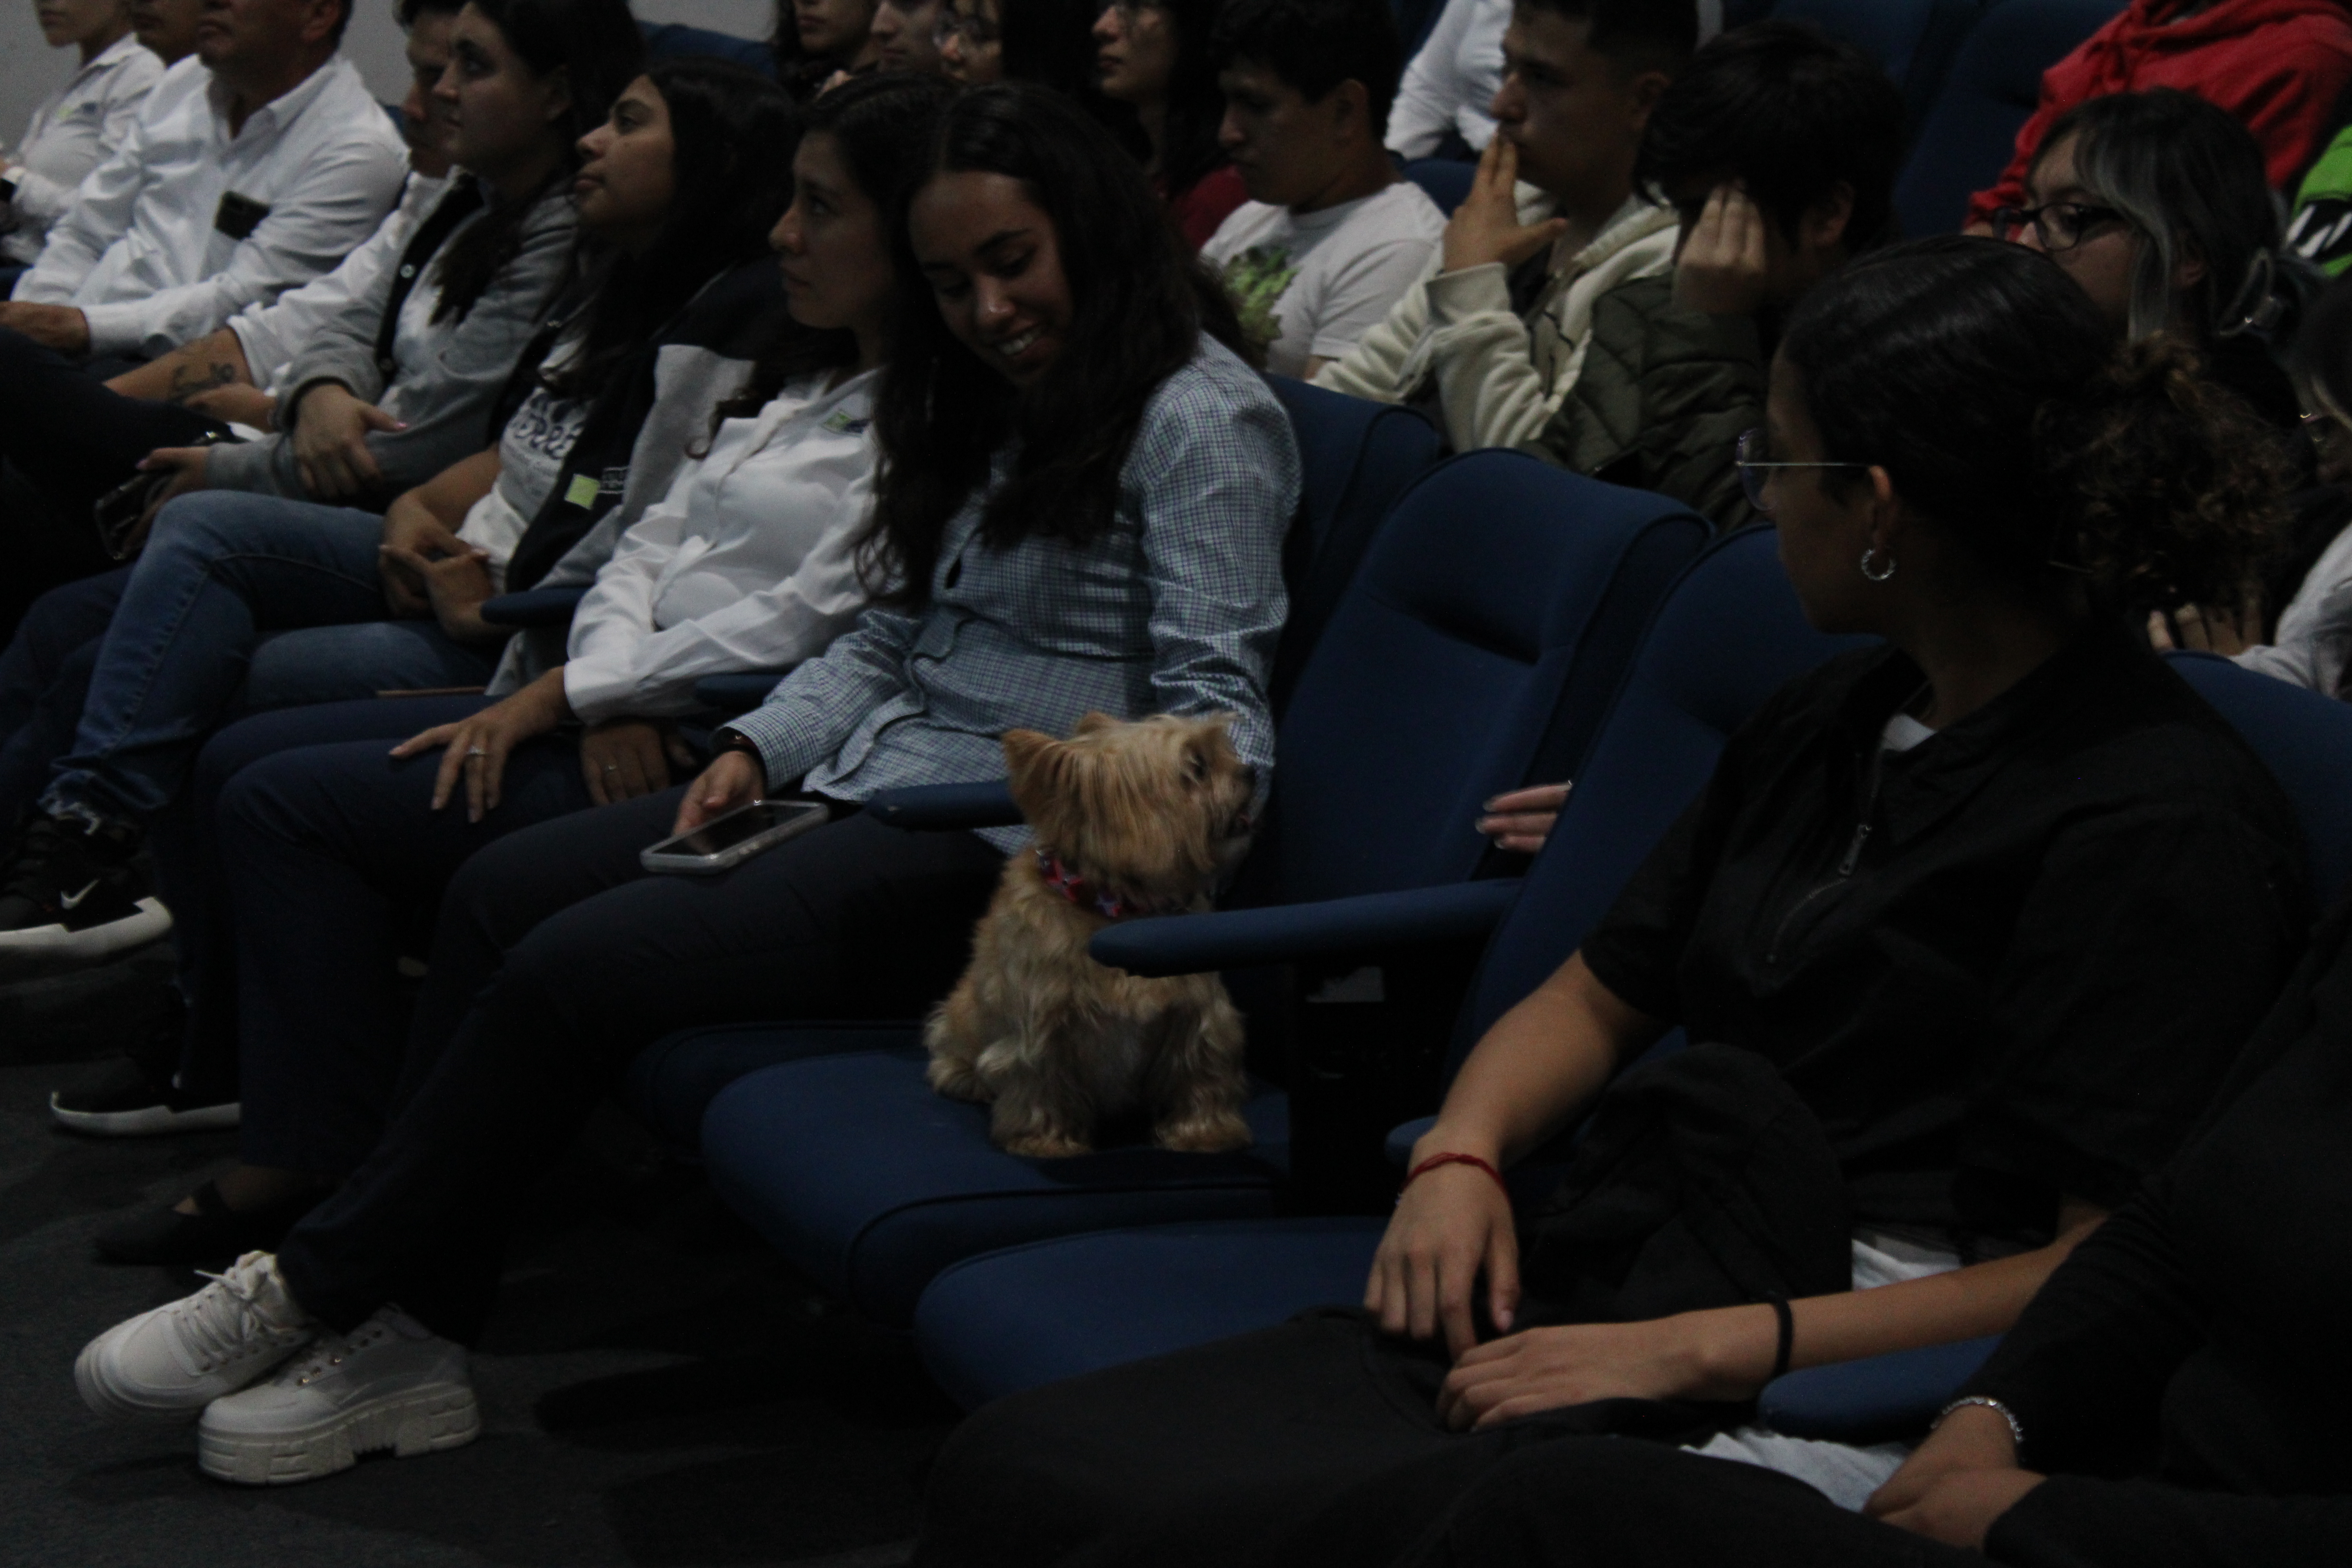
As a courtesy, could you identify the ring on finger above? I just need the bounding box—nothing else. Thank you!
[466,746,487,759]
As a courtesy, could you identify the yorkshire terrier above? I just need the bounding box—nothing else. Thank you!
[924,712,1258,1158]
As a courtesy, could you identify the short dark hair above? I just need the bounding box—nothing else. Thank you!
[394,0,463,27]
[1637,19,1905,250]
[1210,0,1405,137]
[1517,0,1699,74]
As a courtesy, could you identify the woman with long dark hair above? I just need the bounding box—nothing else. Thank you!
[32,59,804,1149]
[69,80,1296,1488]
[1091,0,1245,247]
[909,237,2310,1568]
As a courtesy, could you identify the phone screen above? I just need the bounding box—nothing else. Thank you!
[662,801,818,858]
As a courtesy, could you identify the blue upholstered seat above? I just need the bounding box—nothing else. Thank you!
[1891,0,2127,236]
[671,459,1710,1325]
[911,526,1867,1404]
[1769,0,1991,138]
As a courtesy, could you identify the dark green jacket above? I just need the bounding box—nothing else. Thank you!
[1517,272,1764,532]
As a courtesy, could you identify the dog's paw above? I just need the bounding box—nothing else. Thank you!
[1154,1112,1252,1154]
[1000,1131,1094,1159]
[925,1055,991,1103]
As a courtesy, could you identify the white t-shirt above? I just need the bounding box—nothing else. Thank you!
[1202,181,1445,379]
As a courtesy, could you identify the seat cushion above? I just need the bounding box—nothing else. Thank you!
[700,1046,1292,1325]
[913,1218,1386,1409]
[624,1020,923,1153]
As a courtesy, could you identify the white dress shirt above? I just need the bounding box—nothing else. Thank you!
[16,53,405,358]
[3,31,164,265]
[223,168,449,390]
[561,368,880,724]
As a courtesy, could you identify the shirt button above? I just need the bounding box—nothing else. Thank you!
[399,265,415,278]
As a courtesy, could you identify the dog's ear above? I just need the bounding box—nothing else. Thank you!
[1001,729,1062,826]
[1071,711,1120,737]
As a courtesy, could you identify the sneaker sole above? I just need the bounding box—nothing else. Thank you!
[50,1094,241,1136]
[0,898,172,969]
[198,1381,480,1485]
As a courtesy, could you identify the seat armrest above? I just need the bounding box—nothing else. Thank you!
[1757,1336,2004,1444]
[479,585,588,629]
[1091,878,1521,978]
[865,780,1023,829]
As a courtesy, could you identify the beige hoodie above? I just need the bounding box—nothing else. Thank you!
[1311,189,1679,455]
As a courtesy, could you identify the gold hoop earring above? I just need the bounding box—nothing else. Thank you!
[1859,546,1896,583]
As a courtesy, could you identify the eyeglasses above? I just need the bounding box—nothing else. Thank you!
[933,10,1000,49]
[1734,428,1868,515]
[1990,201,2128,254]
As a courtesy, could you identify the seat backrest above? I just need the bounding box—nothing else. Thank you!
[1264,377,1444,713]
[1892,0,2125,237]
[1442,525,1871,1073]
[1770,0,1991,140]
[1403,158,1478,217]
[638,20,778,76]
[2164,653,2352,900]
[1270,452,1709,905]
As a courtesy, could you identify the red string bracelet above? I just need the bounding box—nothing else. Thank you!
[1401,1151,1510,1201]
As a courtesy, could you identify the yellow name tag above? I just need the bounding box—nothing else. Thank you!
[564,473,601,508]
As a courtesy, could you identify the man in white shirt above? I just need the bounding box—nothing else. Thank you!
[2,0,168,269]
[1201,0,1445,380]
[0,0,406,363]
[1387,0,1717,159]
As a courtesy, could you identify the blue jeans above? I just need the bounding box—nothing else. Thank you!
[42,489,495,825]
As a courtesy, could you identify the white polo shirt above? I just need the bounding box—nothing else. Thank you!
[3,31,166,264]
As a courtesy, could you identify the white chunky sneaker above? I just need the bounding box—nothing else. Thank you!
[197,1307,477,1485]
[75,1250,314,1419]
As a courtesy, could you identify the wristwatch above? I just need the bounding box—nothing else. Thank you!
[711,726,764,762]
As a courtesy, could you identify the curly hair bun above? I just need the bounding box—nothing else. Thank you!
[2039,335,2292,612]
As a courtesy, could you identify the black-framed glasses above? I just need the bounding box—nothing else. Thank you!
[1990,201,2128,254]
[1734,428,1868,515]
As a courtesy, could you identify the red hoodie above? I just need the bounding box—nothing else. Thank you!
[1966,0,2352,228]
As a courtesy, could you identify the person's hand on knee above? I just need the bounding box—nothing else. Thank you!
[392,670,571,823]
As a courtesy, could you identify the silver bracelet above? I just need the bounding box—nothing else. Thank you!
[1933,1395,2025,1454]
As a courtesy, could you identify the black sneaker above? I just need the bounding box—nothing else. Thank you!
[51,1056,240,1136]
[0,812,171,969]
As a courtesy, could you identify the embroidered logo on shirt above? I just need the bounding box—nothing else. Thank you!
[821,409,871,436]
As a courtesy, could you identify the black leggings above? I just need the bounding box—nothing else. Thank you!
[267,793,1004,1342]
[913,1311,1753,1568]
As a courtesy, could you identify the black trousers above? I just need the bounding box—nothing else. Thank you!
[0,327,215,635]
[270,792,1004,1342]
[1388,1435,1988,1568]
[913,1311,1750,1568]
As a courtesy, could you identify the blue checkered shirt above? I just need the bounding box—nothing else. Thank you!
[729,334,1299,850]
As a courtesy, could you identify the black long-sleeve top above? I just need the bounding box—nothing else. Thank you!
[1579,622,2308,1245]
[1973,898,2352,1568]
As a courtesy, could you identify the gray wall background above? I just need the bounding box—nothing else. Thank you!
[3,0,775,160]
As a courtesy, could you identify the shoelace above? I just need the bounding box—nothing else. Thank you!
[174,1258,303,1375]
[279,1319,394,1387]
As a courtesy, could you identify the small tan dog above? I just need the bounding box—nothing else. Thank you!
[925,712,1258,1158]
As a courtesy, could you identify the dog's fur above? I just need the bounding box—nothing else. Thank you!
[924,713,1257,1157]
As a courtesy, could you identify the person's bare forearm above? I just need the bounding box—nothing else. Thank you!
[105,328,255,404]
[1415,954,1662,1168]
[403,448,504,532]
[1691,1204,2112,1391]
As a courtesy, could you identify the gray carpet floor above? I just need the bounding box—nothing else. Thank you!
[0,956,955,1568]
